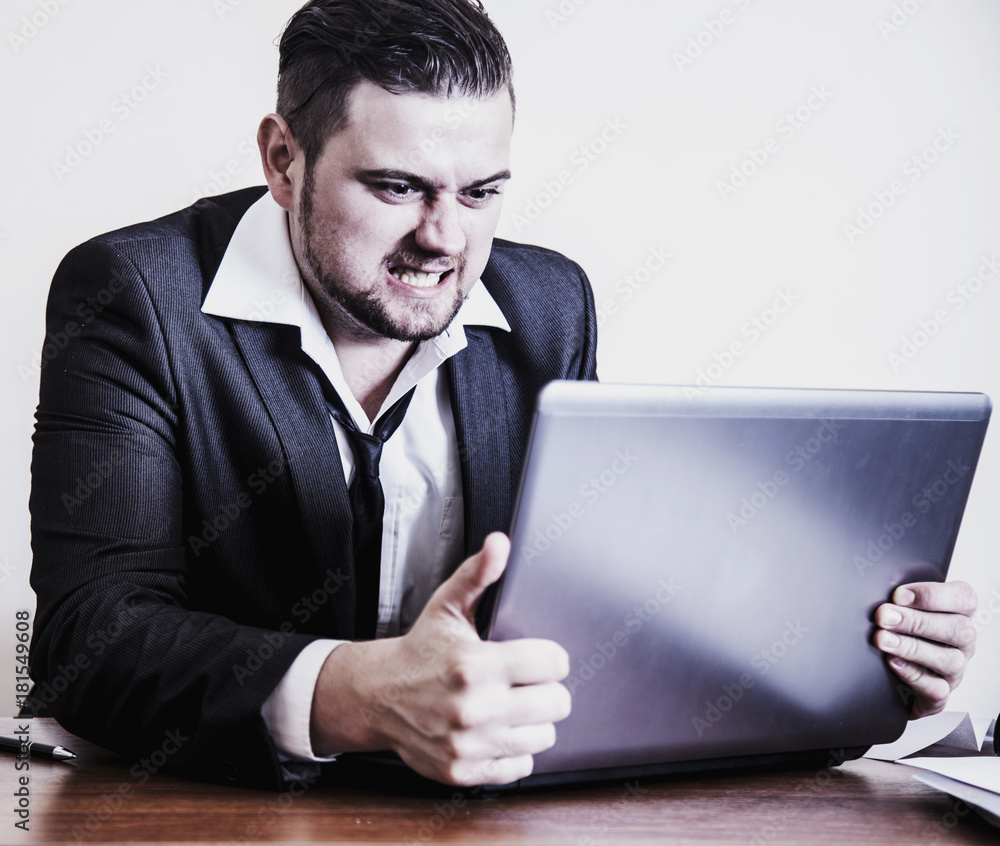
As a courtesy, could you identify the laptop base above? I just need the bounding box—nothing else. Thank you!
[329,746,868,797]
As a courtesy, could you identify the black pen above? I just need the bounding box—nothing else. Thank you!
[0,736,77,761]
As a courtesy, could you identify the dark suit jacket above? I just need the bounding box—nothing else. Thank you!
[27,186,597,790]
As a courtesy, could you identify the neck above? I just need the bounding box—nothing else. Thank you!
[332,333,415,423]
[304,283,417,423]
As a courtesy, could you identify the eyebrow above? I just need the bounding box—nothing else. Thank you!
[357,168,512,192]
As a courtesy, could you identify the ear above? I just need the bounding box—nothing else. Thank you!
[257,113,302,213]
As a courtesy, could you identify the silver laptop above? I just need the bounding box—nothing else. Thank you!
[484,382,991,789]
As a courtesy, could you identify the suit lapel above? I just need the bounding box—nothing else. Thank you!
[229,320,513,634]
[447,327,513,559]
[229,320,358,635]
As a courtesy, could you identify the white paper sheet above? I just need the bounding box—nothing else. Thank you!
[910,771,1000,827]
[864,711,969,761]
[900,756,1000,794]
[867,711,1000,829]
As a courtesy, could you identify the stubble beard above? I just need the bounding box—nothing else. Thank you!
[300,167,468,343]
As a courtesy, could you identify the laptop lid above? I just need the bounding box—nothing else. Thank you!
[486,382,991,786]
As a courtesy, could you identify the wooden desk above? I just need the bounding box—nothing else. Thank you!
[1,718,995,845]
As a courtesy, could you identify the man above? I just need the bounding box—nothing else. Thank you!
[27,0,977,791]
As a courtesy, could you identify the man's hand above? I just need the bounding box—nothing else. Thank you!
[310,532,571,785]
[874,581,978,719]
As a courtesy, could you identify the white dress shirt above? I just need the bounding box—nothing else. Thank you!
[201,192,510,761]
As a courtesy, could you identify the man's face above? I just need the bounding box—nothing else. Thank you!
[291,80,513,343]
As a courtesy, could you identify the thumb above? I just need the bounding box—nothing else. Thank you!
[431,531,510,625]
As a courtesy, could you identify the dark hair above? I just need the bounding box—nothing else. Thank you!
[276,0,514,165]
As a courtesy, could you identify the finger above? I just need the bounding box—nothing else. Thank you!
[874,629,968,685]
[893,581,978,616]
[430,532,510,623]
[875,603,977,654]
[446,722,559,763]
[413,639,568,701]
[487,638,570,686]
[504,682,572,726]
[397,740,535,787]
[456,680,571,730]
[885,657,951,719]
[456,753,535,787]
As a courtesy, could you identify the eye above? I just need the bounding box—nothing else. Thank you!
[462,186,502,207]
[375,182,419,201]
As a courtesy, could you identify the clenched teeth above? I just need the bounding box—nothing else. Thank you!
[390,266,446,288]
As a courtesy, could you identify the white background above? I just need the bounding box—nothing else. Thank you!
[1,0,998,720]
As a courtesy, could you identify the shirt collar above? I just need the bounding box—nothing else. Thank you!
[202,191,511,428]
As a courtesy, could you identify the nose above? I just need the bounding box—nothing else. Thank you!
[415,196,466,257]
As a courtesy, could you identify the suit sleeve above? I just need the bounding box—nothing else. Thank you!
[28,239,316,790]
[573,259,599,383]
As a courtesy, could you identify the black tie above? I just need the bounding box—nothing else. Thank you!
[326,387,416,640]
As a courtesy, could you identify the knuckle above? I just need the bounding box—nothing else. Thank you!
[908,668,948,703]
[440,732,465,761]
[496,736,520,760]
[443,650,477,690]
[446,696,477,730]
[940,650,967,680]
[895,658,921,682]
[957,581,979,613]
[955,620,977,650]
[926,676,951,704]
[904,611,931,639]
[897,635,921,662]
